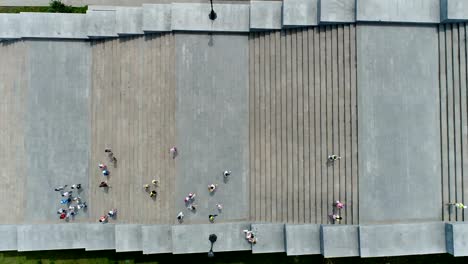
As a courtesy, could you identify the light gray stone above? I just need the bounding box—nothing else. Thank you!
[356,0,440,23]
[17,224,87,251]
[357,24,441,224]
[142,225,172,254]
[251,223,285,253]
[172,223,251,254]
[86,10,118,38]
[321,225,359,258]
[441,0,468,22]
[85,224,115,251]
[359,223,446,257]
[25,40,90,222]
[175,34,249,223]
[250,1,282,30]
[446,222,468,256]
[319,0,355,23]
[171,3,250,32]
[0,225,17,251]
[0,14,21,39]
[20,13,88,39]
[87,5,117,11]
[142,4,172,32]
[285,224,320,256]
[116,7,144,35]
[115,224,142,252]
[283,0,318,26]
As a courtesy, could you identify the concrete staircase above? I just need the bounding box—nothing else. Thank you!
[1,0,468,41]
[1,222,468,257]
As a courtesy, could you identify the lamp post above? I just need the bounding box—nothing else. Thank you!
[208,0,217,20]
[208,234,217,258]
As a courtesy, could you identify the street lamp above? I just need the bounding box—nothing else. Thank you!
[208,234,217,258]
[209,0,217,20]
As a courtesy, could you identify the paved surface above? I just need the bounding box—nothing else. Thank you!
[85,224,115,251]
[251,223,285,253]
[359,222,446,257]
[115,224,143,252]
[357,24,441,224]
[249,26,358,224]
[0,41,27,224]
[438,23,468,222]
[175,33,249,224]
[356,0,440,23]
[0,225,17,251]
[172,222,251,254]
[142,224,172,254]
[25,40,91,223]
[320,225,359,257]
[0,0,253,6]
[285,224,321,255]
[17,224,87,251]
[89,35,176,225]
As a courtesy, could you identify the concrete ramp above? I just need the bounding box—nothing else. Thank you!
[85,224,115,251]
[172,223,251,254]
[285,224,320,256]
[17,224,87,251]
[0,225,17,251]
[251,223,285,253]
[359,222,446,257]
[115,225,142,252]
[142,225,172,254]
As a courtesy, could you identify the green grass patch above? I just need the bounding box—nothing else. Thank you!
[0,0,87,13]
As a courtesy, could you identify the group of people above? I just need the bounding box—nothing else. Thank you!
[55,184,87,220]
[144,179,159,198]
[329,200,345,223]
[176,168,231,224]
[98,148,118,223]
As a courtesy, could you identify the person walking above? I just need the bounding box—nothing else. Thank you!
[98,163,107,170]
[108,209,117,218]
[170,146,178,159]
[54,185,68,191]
[334,200,345,209]
[208,184,217,193]
[223,171,231,178]
[61,191,72,197]
[71,184,81,190]
[150,190,157,197]
[152,179,159,186]
[99,181,108,188]
[216,204,223,211]
[209,214,218,223]
[177,212,184,223]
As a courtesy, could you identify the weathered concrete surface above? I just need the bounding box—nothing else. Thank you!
[320,225,359,257]
[142,4,172,32]
[116,7,144,35]
[171,3,250,32]
[175,33,249,223]
[446,222,468,256]
[0,14,21,39]
[86,10,118,38]
[319,0,355,23]
[20,13,88,39]
[142,225,172,254]
[0,0,251,6]
[357,25,441,224]
[0,225,17,251]
[85,224,115,251]
[17,224,87,251]
[285,224,320,255]
[250,1,282,30]
[359,222,446,257]
[115,224,142,252]
[441,0,468,22]
[251,223,285,253]
[25,40,90,223]
[89,35,176,225]
[283,0,318,26]
[172,223,251,254]
[356,0,440,23]
[0,41,27,224]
